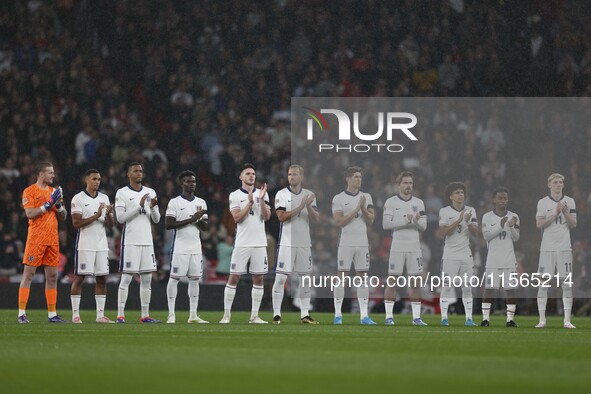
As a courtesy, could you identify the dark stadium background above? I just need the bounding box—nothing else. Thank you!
[0,0,590,314]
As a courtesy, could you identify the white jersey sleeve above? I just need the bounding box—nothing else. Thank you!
[537,196,575,251]
[71,191,109,251]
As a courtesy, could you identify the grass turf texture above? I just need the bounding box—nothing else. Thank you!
[1,311,589,394]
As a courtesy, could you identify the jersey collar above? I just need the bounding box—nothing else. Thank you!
[492,209,506,218]
[450,204,465,212]
[181,194,195,201]
[84,190,98,199]
[548,194,564,202]
[345,190,360,196]
[288,186,302,195]
[240,187,256,194]
[127,184,143,192]
[396,193,412,202]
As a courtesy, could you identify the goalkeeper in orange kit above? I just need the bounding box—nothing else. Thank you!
[18,161,68,323]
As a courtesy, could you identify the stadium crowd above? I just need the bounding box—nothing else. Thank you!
[0,0,590,310]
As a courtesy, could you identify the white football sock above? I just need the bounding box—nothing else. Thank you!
[385,300,395,320]
[482,302,491,321]
[506,304,516,322]
[251,285,264,318]
[333,282,344,317]
[537,287,548,323]
[223,285,236,315]
[299,275,311,318]
[462,287,473,320]
[358,285,369,319]
[272,273,287,316]
[140,273,152,318]
[117,273,133,317]
[166,278,179,316]
[411,302,421,320]
[95,295,106,319]
[562,284,573,323]
[188,278,200,318]
[71,295,81,318]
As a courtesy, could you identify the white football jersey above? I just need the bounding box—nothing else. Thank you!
[332,191,373,247]
[275,186,316,247]
[229,187,269,247]
[482,210,520,269]
[536,195,576,251]
[71,190,110,251]
[115,185,160,246]
[166,195,208,254]
[383,194,426,252]
[439,205,478,259]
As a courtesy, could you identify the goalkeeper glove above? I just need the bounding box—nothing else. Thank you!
[42,187,62,212]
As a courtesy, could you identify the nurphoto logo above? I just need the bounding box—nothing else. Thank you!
[304,107,418,153]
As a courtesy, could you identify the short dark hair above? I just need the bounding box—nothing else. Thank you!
[35,161,53,175]
[396,171,414,184]
[178,170,196,183]
[344,166,362,179]
[84,169,100,177]
[493,186,509,197]
[445,181,466,199]
[127,162,142,172]
[240,163,256,174]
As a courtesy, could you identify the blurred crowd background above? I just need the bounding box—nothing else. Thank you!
[1,0,590,312]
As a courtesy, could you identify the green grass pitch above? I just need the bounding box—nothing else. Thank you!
[1,311,589,394]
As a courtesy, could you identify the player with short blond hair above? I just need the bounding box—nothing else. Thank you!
[535,173,577,328]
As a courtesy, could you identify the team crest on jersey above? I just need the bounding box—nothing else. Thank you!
[412,205,418,212]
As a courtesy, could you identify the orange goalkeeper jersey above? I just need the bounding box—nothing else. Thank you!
[22,184,59,246]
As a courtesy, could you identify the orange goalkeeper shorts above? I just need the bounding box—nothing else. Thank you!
[22,244,60,267]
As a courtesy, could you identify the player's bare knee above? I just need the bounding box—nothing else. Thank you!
[252,274,264,286]
[45,269,58,285]
[227,274,240,286]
